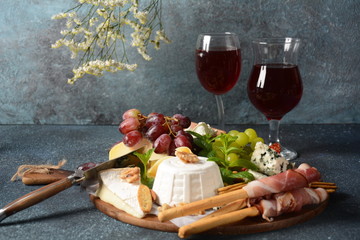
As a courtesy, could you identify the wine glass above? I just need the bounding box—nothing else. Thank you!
[247,38,303,160]
[195,32,242,130]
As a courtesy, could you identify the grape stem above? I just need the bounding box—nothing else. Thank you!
[163,116,179,137]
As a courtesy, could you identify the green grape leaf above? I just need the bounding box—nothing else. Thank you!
[134,149,154,166]
[207,150,216,158]
[193,138,211,152]
[133,149,155,188]
[219,167,234,184]
[187,131,215,154]
[229,171,255,182]
[198,149,209,157]
[228,158,259,171]
[219,168,255,184]
[225,147,242,154]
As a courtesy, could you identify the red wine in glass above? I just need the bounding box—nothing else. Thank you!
[195,32,241,130]
[196,48,241,95]
[247,63,303,120]
[247,37,303,160]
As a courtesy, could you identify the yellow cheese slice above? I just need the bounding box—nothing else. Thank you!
[109,137,170,162]
[147,155,172,178]
[108,138,151,160]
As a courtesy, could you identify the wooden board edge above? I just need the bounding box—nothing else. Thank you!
[89,195,328,235]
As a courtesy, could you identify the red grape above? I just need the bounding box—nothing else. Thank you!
[123,130,142,147]
[153,134,172,153]
[172,114,191,128]
[168,140,176,156]
[122,109,141,120]
[145,114,166,129]
[145,124,166,141]
[119,117,141,134]
[174,134,192,149]
[170,123,183,134]
[177,130,193,143]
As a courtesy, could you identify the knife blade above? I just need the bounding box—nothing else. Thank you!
[0,155,136,222]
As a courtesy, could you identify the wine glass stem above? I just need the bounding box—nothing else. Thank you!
[215,95,225,130]
[268,119,280,144]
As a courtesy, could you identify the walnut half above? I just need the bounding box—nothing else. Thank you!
[175,151,199,164]
[120,167,140,183]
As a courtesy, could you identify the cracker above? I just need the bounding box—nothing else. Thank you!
[138,184,153,213]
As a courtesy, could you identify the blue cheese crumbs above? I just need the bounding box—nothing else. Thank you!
[250,142,293,176]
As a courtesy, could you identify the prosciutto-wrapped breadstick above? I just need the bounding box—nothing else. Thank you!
[243,163,320,198]
[295,163,321,183]
[178,187,328,238]
[258,187,328,221]
[158,163,320,222]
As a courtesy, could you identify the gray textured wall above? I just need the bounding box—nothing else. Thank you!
[0,0,359,125]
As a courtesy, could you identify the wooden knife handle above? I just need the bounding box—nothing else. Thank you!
[0,176,76,222]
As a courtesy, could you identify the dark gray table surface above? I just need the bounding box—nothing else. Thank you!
[0,124,359,240]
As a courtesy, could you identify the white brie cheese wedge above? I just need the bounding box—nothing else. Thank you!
[96,168,145,218]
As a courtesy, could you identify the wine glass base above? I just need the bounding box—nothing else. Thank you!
[280,146,298,161]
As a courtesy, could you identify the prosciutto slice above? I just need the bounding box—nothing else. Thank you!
[243,164,321,198]
[256,187,328,221]
[295,163,321,183]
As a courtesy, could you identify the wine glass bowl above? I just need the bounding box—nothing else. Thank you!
[195,33,241,129]
[247,38,303,160]
[248,64,302,120]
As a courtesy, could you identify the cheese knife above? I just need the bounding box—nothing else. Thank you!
[0,155,138,222]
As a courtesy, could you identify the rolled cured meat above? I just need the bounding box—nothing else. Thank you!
[243,164,321,198]
[256,187,328,221]
[295,163,321,183]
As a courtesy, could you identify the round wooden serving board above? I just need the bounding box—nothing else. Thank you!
[90,195,328,235]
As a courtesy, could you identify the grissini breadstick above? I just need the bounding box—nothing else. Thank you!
[178,206,259,238]
[201,199,247,220]
[217,182,246,193]
[158,188,248,222]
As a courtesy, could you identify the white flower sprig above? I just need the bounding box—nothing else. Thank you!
[51,0,170,84]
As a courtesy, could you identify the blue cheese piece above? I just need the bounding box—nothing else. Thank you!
[250,142,293,176]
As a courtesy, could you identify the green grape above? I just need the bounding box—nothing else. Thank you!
[229,141,241,149]
[212,139,223,149]
[235,132,250,147]
[244,128,258,141]
[215,149,225,159]
[250,137,264,150]
[226,152,239,163]
[228,130,240,137]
